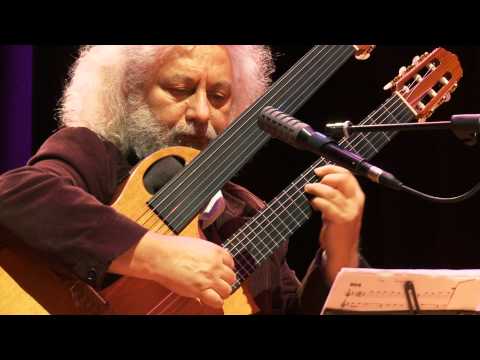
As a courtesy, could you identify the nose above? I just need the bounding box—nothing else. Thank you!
[186,89,210,124]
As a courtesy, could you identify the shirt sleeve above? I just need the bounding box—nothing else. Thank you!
[296,249,370,314]
[280,247,370,314]
[0,127,148,289]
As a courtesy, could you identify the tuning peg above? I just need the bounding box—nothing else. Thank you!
[418,51,429,60]
[383,66,408,90]
[411,55,420,66]
[383,81,393,91]
[383,52,433,92]
[416,102,426,111]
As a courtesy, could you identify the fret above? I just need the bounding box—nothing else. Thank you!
[355,133,379,154]
[259,203,293,238]
[229,94,416,290]
[234,209,286,262]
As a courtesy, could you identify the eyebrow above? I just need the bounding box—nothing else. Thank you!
[167,74,196,86]
[167,75,231,89]
[209,81,232,91]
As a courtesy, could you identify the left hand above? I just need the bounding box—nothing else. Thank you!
[304,165,365,283]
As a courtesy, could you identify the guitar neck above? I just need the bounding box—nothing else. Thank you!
[148,46,360,233]
[226,93,414,289]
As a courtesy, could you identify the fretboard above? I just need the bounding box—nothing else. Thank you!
[225,93,414,290]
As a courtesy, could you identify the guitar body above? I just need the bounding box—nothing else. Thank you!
[103,146,259,315]
[0,246,63,315]
[0,242,103,314]
[0,147,259,315]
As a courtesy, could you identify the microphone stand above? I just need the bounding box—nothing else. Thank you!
[325,116,480,145]
[322,116,480,203]
[332,121,454,133]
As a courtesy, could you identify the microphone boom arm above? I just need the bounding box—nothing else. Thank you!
[325,115,480,144]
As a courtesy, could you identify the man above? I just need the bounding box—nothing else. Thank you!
[0,45,365,313]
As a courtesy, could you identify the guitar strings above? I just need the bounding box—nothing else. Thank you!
[136,46,352,228]
[134,54,451,313]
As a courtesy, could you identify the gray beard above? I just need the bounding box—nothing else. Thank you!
[124,104,218,159]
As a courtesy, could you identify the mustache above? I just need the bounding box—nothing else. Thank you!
[167,123,218,148]
[124,103,220,157]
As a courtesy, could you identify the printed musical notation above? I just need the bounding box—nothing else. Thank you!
[341,287,452,310]
[322,268,480,314]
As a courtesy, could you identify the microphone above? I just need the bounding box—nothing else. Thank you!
[450,114,480,146]
[450,114,480,128]
[258,106,403,191]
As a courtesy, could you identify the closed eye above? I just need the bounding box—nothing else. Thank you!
[168,87,194,99]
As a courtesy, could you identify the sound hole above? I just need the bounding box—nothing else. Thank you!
[143,156,185,195]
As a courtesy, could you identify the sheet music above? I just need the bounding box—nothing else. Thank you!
[321,268,480,314]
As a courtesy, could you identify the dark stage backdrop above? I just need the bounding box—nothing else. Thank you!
[2,45,480,279]
[0,46,32,174]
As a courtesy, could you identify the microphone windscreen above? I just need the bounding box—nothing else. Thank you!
[258,106,311,149]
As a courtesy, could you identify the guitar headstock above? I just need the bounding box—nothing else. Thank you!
[384,47,463,122]
[354,45,375,60]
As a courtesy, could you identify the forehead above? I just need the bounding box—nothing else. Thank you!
[156,45,233,80]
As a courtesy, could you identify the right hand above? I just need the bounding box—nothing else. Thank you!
[109,231,236,309]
